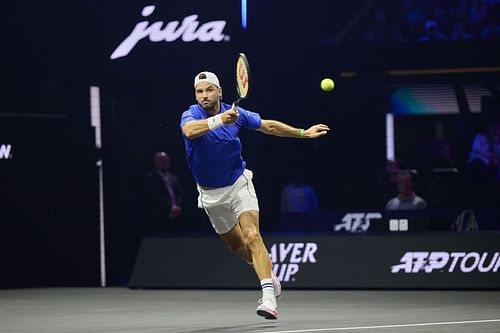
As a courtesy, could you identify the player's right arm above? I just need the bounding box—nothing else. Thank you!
[182,109,239,140]
[181,119,210,140]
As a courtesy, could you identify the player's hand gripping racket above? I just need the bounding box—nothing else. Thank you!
[233,53,251,110]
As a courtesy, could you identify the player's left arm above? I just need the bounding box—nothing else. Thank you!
[257,119,330,139]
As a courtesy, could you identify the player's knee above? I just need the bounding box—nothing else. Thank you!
[244,230,262,249]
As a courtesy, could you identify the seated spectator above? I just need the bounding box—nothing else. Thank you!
[469,0,490,36]
[479,12,500,39]
[451,5,474,40]
[364,8,406,44]
[467,120,500,183]
[364,8,388,44]
[399,0,426,40]
[281,167,319,213]
[359,0,500,44]
[419,20,448,42]
[431,3,453,35]
[386,159,401,184]
[386,171,427,210]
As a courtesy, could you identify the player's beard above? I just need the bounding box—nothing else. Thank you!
[200,99,219,113]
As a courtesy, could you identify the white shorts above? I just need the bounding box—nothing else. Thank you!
[197,169,259,234]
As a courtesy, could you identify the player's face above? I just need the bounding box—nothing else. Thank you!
[195,82,222,112]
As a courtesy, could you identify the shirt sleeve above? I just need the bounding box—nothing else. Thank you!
[238,108,262,130]
[180,108,201,130]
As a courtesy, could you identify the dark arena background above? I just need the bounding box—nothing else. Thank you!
[1,1,500,332]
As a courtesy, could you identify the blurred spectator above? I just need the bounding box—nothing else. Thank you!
[467,120,500,183]
[145,152,183,233]
[431,3,453,35]
[281,167,319,213]
[469,0,490,35]
[362,0,500,43]
[450,5,473,40]
[420,20,449,42]
[364,8,406,44]
[386,171,427,210]
[377,159,402,207]
[386,159,401,184]
[479,9,500,39]
[399,0,426,40]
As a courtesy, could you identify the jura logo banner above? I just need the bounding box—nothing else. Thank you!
[270,242,318,282]
[391,251,500,274]
[111,5,230,60]
[0,144,13,159]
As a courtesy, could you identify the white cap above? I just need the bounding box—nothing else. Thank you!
[194,71,220,88]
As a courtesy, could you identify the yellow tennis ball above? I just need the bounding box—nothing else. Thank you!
[320,78,335,92]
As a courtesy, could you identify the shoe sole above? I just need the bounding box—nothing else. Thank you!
[257,308,279,320]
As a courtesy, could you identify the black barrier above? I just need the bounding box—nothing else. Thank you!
[278,210,500,233]
[130,233,500,289]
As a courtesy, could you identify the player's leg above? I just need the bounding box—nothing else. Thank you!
[219,222,252,263]
[202,170,279,319]
[234,169,281,296]
[218,210,281,295]
[238,211,270,280]
[239,210,279,319]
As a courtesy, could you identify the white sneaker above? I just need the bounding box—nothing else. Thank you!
[256,298,279,320]
[271,269,282,298]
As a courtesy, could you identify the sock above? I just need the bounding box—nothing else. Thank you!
[261,278,275,301]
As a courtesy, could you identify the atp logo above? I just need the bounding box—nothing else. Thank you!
[270,242,318,282]
[111,5,230,60]
[0,144,13,160]
[335,212,382,233]
[391,251,500,273]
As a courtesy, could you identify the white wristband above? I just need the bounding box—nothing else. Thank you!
[207,114,224,130]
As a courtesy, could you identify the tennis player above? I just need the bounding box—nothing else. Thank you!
[180,71,330,320]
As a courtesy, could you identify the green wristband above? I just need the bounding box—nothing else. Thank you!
[299,129,305,138]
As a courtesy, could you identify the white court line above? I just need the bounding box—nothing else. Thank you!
[259,318,500,333]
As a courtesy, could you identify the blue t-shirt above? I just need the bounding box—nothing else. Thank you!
[180,102,262,188]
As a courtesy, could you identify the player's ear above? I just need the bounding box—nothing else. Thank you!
[219,87,223,99]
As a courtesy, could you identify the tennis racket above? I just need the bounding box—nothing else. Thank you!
[233,53,251,107]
